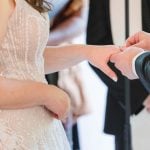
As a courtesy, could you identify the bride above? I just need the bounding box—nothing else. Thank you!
[0,0,120,149]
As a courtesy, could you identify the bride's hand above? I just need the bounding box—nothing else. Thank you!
[44,85,71,121]
[86,45,120,82]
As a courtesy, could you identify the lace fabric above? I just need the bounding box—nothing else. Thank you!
[0,0,70,149]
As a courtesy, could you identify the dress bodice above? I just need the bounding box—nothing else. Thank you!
[0,0,50,83]
[0,1,71,149]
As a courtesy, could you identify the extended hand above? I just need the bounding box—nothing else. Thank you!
[110,47,144,79]
[87,45,120,82]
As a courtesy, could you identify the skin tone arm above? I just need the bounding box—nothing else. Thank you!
[47,0,89,46]
[1,0,118,121]
[0,77,70,120]
[44,44,120,82]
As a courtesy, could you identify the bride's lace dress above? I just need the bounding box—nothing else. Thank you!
[0,0,71,149]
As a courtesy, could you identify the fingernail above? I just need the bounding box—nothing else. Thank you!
[112,77,118,82]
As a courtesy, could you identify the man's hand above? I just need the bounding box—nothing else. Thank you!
[125,31,150,50]
[110,47,144,79]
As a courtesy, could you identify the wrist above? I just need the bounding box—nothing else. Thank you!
[42,85,64,112]
[42,85,56,106]
[28,82,52,106]
[132,50,146,78]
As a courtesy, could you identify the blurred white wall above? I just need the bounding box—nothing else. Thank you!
[77,61,115,150]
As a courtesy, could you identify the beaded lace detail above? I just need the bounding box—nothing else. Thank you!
[0,0,49,83]
[0,0,70,149]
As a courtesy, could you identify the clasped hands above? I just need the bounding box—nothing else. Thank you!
[88,31,150,115]
[50,31,150,121]
[107,31,150,81]
[108,31,150,112]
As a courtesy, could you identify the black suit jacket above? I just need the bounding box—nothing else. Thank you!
[135,52,150,93]
[87,0,149,135]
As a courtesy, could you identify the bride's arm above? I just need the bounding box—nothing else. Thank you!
[0,77,70,119]
[44,44,120,81]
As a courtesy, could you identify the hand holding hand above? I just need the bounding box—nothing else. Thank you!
[110,47,144,79]
[86,45,120,82]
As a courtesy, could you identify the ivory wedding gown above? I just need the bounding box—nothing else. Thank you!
[0,0,71,149]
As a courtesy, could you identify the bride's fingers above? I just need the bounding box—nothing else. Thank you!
[100,63,118,82]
